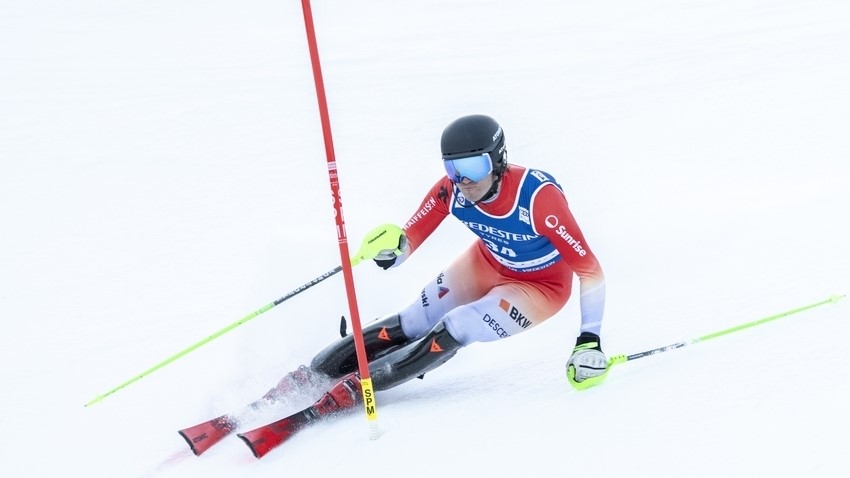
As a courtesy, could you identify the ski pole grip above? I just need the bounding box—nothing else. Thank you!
[350,224,405,266]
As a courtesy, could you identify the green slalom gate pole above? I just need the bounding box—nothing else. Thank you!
[84,266,343,407]
[608,293,846,369]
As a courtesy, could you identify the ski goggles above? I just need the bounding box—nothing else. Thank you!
[443,153,493,183]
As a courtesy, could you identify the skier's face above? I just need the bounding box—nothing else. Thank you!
[457,173,495,202]
[444,152,496,202]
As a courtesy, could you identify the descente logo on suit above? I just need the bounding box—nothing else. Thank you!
[544,215,587,257]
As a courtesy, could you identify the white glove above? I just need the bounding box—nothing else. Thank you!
[566,332,609,390]
[374,234,408,269]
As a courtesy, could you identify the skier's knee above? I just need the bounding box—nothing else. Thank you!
[310,313,408,378]
[370,321,462,391]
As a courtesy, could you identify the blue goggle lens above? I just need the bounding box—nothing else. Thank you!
[443,153,493,183]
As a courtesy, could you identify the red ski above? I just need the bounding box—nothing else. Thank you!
[238,372,361,459]
[178,414,239,456]
[177,365,325,456]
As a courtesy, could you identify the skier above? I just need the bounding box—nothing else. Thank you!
[281,114,608,399]
[181,114,610,457]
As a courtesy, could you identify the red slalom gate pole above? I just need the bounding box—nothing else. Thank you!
[300,0,380,439]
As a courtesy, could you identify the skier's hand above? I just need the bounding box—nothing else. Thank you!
[566,332,609,390]
[351,224,407,269]
[373,233,407,269]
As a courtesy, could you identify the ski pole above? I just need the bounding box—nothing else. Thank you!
[84,266,343,407]
[608,293,845,369]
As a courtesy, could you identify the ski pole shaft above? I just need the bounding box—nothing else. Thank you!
[84,266,343,407]
[609,293,845,367]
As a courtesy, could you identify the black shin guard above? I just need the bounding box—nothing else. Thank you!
[370,322,462,391]
[310,314,408,378]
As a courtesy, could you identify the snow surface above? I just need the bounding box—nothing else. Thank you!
[2,0,849,476]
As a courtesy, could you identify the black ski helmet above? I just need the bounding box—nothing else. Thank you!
[441,114,508,179]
